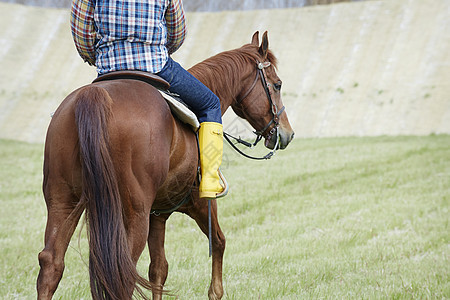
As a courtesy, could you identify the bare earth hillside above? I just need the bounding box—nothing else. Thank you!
[0,0,449,143]
[0,0,365,10]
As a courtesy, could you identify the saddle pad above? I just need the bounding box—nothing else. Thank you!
[159,91,200,131]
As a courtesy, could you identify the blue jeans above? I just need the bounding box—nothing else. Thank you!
[157,57,222,124]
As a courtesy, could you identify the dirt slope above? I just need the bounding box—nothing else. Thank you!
[0,0,449,143]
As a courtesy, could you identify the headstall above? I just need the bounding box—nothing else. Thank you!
[224,61,285,160]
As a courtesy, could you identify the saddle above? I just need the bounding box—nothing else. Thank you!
[93,70,170,90]
[93,70,200,130]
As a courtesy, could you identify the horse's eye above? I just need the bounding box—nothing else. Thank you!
[273,81,282,91]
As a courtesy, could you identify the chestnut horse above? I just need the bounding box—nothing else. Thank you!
[37,31,294,300]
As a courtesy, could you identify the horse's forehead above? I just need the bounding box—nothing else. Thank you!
[265,65,280,80]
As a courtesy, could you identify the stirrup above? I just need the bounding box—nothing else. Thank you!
[216,168,229,198]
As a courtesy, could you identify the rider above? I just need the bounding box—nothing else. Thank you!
[71,0,224,199]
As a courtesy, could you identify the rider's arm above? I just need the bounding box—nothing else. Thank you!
[70,0,96,66]
[165,0,186,55]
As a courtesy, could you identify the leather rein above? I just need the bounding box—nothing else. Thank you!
[224,61,285,160]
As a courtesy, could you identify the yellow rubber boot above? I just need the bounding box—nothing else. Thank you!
[199,122,224,199]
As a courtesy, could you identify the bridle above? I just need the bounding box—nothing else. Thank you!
[224,60,285,160]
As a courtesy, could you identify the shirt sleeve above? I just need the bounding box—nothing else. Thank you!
[165,0,187,55]
[70,0,96,66]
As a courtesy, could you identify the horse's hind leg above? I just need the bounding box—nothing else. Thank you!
[187,199,226,300]
[147,214,170,300]
[37,186,83,300]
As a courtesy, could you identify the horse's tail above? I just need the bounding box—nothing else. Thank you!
[74,86,153,300]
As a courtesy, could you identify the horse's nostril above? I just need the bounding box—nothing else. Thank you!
[290,132,295,141]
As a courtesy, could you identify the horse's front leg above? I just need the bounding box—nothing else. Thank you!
[187,199,226,300]
[148,213,170,300]
[207,199,226,300]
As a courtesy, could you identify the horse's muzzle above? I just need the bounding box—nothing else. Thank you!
[265,127,295,150]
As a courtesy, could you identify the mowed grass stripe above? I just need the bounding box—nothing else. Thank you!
[0,135,448,299]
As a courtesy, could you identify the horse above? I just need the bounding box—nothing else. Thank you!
[36,31,294,300]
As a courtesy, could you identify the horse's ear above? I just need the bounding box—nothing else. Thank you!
[258,31,269,59]
[251,31,259,46]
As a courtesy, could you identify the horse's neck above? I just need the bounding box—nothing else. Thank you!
[188,56,250,115]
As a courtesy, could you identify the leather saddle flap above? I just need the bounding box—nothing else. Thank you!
[159,91,200,131]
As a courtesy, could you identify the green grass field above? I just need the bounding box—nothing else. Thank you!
[0,135,449,299]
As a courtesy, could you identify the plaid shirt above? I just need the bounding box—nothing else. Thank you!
[70,0,186,74]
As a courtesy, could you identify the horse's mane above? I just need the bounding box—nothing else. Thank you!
[189,44,278,101]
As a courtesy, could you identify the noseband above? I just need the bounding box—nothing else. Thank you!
[224,61,285,160]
